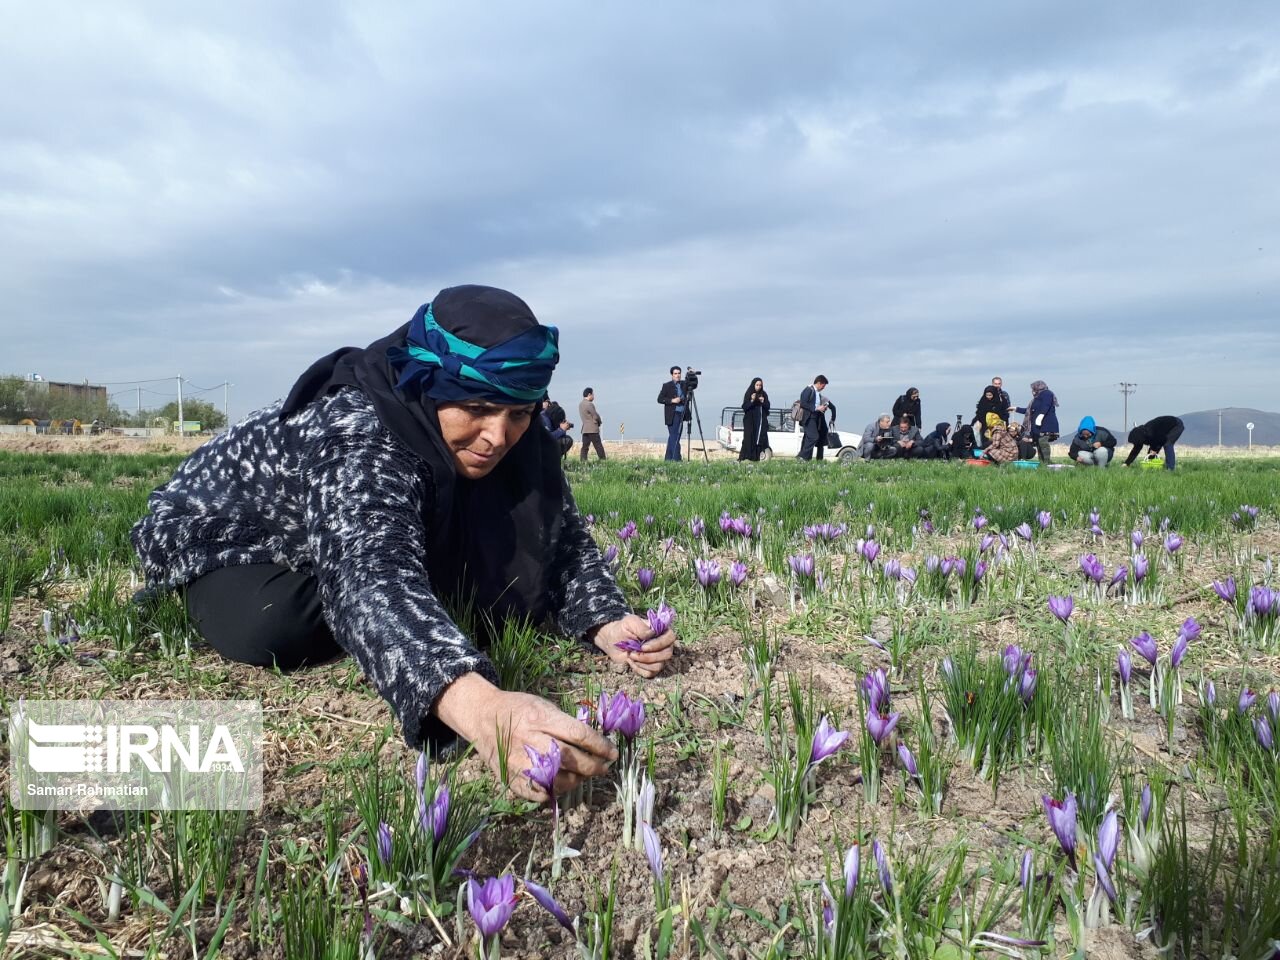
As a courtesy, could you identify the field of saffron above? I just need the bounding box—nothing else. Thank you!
[2,451,1280,960]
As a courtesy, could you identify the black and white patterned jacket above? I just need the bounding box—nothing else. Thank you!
[131,386,628,747]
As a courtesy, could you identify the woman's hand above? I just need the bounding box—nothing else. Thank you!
[590,614,676,679]
[435,674,617,802]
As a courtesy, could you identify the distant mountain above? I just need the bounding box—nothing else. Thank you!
[1178,408,1280,446]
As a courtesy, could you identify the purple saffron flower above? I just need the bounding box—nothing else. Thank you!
[1212,578,1236,603]
[1020,668,1038,702]
[901,566,917,584]
[974,560,988,583]
[862,668,890,713]
[821,882,834,932]
[644,514,655,526]
[1020,850,1033,889]
[422,784,449,843]
[468,874,518,939]
[637,567,655,591]
[689,516,705,538]
[1094,853,1118,905]
[1130,632,1158,666]
[873,840,893,895]
[695,558,721,587]
[1203,679,1216,708]
[599,691,646,740]
[810,715,850,766]
[1048,595,1074,623]
[923,519,935,534]
[1089,509,1101,527]
[1164,533,1184,554]
[925,555,941,575]
[1133,554,1149,582]
[602,544,619,565]
[1079,554,1105,584]
[415,750,428,796]
[787,554,815,578]
[524,741,561,794]
[1002,644,1028,677]
[1239,688,1257,714]
[859,539,881,564]
[1250,586,1278,618]
[973,514,989,532]
[728,561,748,587]
[1117,650,1132,686]
[1015,523,1033,542]
[979,534,995,554]
[865,709,900,746]
[661,536,675,555]
[1179,617,1203,644]
[524,878,573,931]
[1170,633,1189,669]
[940,556,956,577]
[718,512,733,534]
[647,603,675,636]
[1097,810,1118,870]
[618,521,638,542]
[897,744,920,779]
[1110,565,1129,588]
[843,843,860,897]
[1131,530,1144,550]
[615,637,645,653]
[1042,794,1079,870]
[884,557,903,580]
[376,821,393,866]
[642,821,664,884]
[1037,511,1052,530]
[1267,690,1279,726]
[1255,715,1275,751]
[1140,785,1152,829]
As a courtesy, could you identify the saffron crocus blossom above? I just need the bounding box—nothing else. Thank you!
[974,561,988,583]
[1170,633,1190,669]
[883,557,903,580]
[1131,530,1144,550]
[843,843,860,897]
[810,715,850,766]
[1267,690,1279,726]
[1042,794,1079,870]
[859,539,881,564]
[1255,716,1275,751]
[1117,651,1132,686]
[1177,617,1201,644]
[422,784,449,843]
[862,668,890,712]
[787,554,816,578]
[637,568,655,591]
[617,521,638,542]
[1002,644,1029,678]
[925,555,941,575]
[1239,688,1257,714]
[1251,586,1279,618]
[376,822,393,866]
[1212,578,1236,603]
[614,637,645,653]
[599,691,646,740]
[647,603,675,636]
[1164,533,1184,554]
[524,741,561,794]
[897,744,920,779]
[602,545,619,565]
[1020,850,1034,889]
[1203,680,1216,708]
[872,840,893,895]
[1034,510,1050,530]
[866,709,900,746]
[1130,632,1158,666]
[1079,554,1105,584]
[642,821,664,885]
[468,874,518,939]
[804,522,846,541]
[695,558,721,587]
[728,561,748,587]
[524,879,573,931]
[1110,565,1129,589]
[978,534,995,554]
[1020,668,1038,703]
[1048,595,1074,623]
[1139,786,1152,829]
[1015,523,1033,542]
[416,750,428,796]
[1132,554,1149,582]
[689,516,705,537]
[973,513,988,531]
[661,536,675,555]
[1097,810,1119,870]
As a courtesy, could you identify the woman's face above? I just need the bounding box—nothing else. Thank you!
[753,379,763,392]
[436,400,536,479]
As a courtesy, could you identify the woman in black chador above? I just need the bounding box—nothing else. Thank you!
[739,377,771,461]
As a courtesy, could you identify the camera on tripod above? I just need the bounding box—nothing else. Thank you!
[684,367,701,390]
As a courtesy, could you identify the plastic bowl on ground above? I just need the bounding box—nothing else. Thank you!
[964,458,994,467]
[1012,460,1039,469]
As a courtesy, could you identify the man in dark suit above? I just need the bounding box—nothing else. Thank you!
[797,375,831,461]
[656,366,690,462]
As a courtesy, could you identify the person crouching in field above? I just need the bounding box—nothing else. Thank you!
[1123,416,1184,470]
[983,414,1020,464]
[1068,416,1118,467]
[131,285,676,801]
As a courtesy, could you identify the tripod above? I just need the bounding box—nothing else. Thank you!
[684,388,710,464]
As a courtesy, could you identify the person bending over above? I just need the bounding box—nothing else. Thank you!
[132,285,676,802]
[1068,416,1118,467]
[1123,416,1184,470]
[892,387,921,430]
[859,414,897,460]
[984,414,1020,464]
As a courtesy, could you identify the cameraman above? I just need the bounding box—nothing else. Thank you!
[540,396,574,458]
[656,365,691,462]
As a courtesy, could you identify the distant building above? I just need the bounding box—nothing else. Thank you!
[27,379,108,405]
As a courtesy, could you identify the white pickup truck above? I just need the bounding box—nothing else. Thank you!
[716,407,862,462]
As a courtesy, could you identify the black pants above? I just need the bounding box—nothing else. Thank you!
[580,433,606,460]
[184,564,342,670]
[798,420,828,460]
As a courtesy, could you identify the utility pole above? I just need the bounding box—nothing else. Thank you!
[1218,410,1223,448]
[136,386,141,418]
[1118,382,1137,431]
[177,375,184,436]
[223,381,231,427]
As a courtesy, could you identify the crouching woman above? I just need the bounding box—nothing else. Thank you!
[131,285,675,801]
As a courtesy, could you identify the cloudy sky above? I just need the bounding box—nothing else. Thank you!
[3,2,1278,441]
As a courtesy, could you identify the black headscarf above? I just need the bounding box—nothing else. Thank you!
[280,285,566,625]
